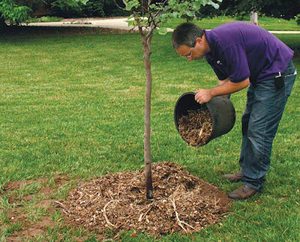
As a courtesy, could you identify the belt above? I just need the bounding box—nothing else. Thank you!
[276,60,297,78]
[275,69,297,79]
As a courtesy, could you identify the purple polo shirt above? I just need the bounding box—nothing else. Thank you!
[205,22,294,83]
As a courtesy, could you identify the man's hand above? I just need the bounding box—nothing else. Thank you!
[195,78,250,104]
[195,89,213,104]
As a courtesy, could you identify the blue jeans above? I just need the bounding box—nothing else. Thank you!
[239,61,297,191]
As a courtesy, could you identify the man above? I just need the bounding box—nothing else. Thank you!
[172,22,297,200]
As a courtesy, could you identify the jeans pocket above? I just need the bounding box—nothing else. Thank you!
[242,113,250,136]
[284,73,297,97]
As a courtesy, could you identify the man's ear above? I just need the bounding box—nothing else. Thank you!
[194,37,203,47]
[195,37,203,44]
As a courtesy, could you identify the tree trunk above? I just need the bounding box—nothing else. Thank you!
[142,34,154,200]
[250,11,258,25]
[0,16,8,30]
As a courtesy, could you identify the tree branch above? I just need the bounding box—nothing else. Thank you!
[54,200,70,215]
[138,25,146,37]
[169,196,195,232]
[113,0,126,10]
[138,203,154,222]
[102,200,119,228]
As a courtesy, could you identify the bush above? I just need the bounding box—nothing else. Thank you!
[29,16,63,23]
[51,0,83,17]
[83,0,105,17]
[296,14,300,25]
[0,0,31,25]
[103,0,128,17]
[49,0,128,18]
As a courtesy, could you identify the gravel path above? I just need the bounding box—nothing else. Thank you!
[23,17,300,34]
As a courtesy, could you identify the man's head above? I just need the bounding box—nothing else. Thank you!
[172,23,209,61]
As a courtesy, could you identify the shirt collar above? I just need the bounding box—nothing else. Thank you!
[204,30,217,60]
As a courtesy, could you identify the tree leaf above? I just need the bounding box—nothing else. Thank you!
[186,10,195,17]
[125,0,139,11]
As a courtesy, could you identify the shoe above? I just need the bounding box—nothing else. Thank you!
[228,185,258,200]
[223,171,243,182]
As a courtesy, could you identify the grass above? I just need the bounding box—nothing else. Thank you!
[163,15,300,30]
[0,29,299,241]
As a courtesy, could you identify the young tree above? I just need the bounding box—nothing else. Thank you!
[124,0,221,200]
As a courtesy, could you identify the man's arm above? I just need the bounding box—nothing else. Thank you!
[218,79,228,86]
[195,78,250,104]
[217,79,231,99]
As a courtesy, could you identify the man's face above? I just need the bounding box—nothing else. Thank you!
[175,37,207,61]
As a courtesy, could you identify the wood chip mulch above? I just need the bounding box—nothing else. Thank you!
[56,162,230,238]
[178,109,213,146]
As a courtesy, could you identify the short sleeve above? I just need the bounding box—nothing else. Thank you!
[222,44,250,83]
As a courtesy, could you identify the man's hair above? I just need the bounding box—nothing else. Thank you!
[172,23,204,49]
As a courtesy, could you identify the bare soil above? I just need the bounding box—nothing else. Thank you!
[2,175,70,241]
[178,109,213,146]
[2,163,230,240]
[57,162,230,238]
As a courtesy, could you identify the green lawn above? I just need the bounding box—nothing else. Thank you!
[163,16,300,31]
[0,30,299,241]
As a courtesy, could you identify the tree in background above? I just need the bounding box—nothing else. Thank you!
[0,0,126,27]
[0,0,128,26]
[260,0,300,19]
[124,0,221,200]
[0,0,31,27]
[50,0,86,17]
[198,0,300,20]
[1,0,299,28]
[49,0,128,17]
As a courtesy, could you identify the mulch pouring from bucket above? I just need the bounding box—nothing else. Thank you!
[178,109,213,146]
[56,162,230,238]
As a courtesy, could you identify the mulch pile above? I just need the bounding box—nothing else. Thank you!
[178,110,213,146]
[56,162,230,238]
